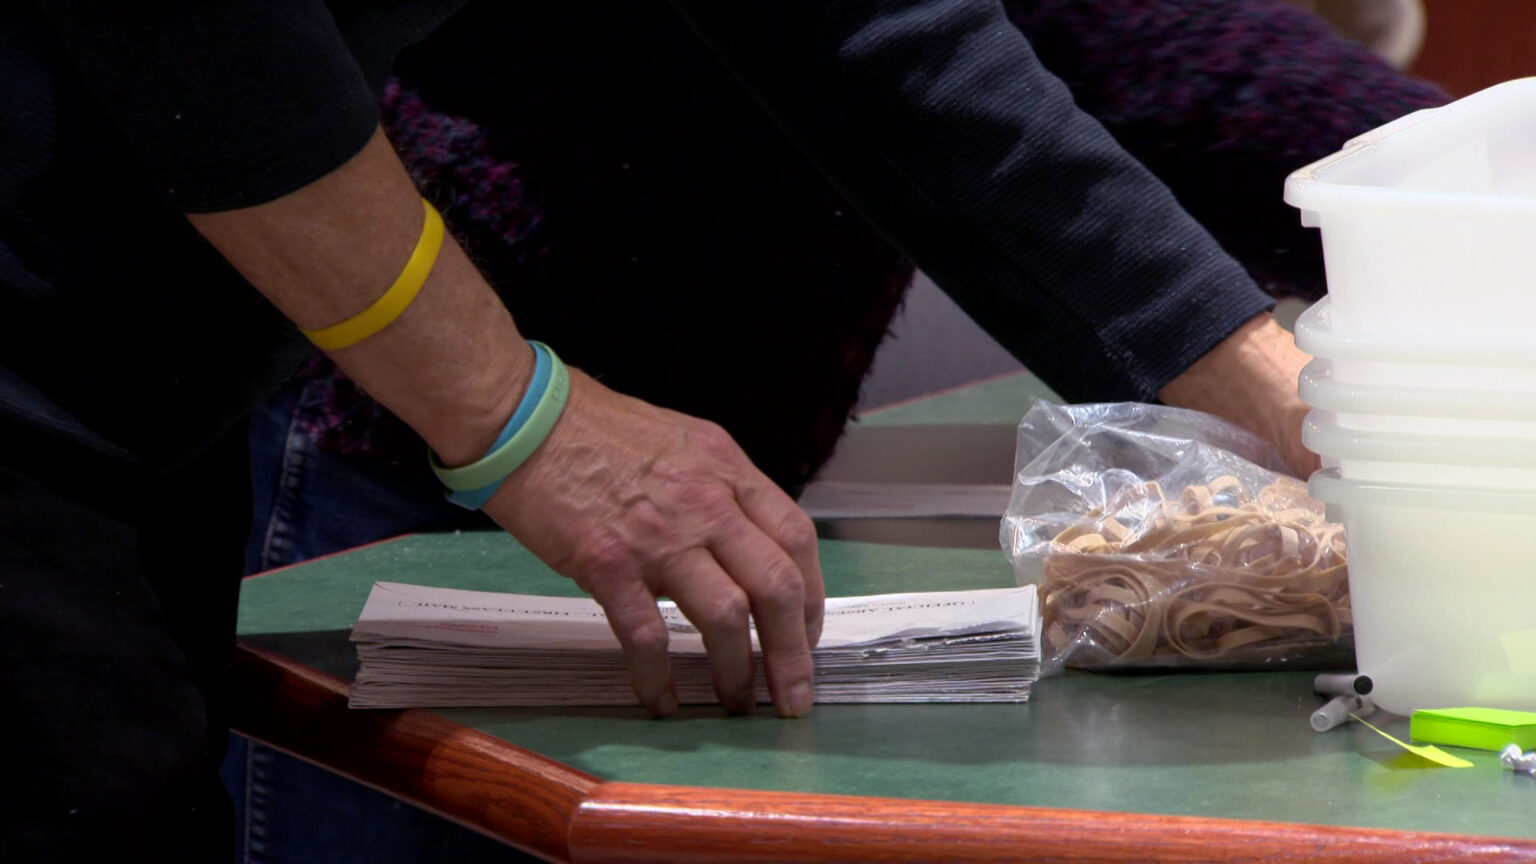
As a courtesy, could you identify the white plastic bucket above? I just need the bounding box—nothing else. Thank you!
[1304,411,1536,488]
[1309,469,1536,714]
[1285,78,1536,341]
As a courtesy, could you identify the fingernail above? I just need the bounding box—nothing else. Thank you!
[787,681,814,718]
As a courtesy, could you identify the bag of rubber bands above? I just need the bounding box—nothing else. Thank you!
[1001,401,1352,675]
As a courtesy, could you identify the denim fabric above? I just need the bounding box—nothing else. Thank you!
[229,377,535,863]
[245,374,484,575]
[223,735,539,864]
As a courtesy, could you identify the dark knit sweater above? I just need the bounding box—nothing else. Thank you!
[0,1,465,512]
[291,0,1446,496]
[0,0,1445,503]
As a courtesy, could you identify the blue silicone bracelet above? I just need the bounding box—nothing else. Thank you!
[430,341,571,509]
[435,348,568,503]
[434,341,551,510]
[444,343,551,509]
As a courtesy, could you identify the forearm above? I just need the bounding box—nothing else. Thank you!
[188,128,529,465]
[667,0,1273,402]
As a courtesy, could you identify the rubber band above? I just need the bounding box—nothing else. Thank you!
[429,341,570,498]
[1040,476,1349,666]
[302,198,444,350]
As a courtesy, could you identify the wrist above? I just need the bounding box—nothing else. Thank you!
[430,341,572,509]
[1158,313,1312,444]
[333,224,535,465]
[417,334,537,467]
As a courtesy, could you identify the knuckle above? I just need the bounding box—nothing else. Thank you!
[752,556,806,606]
[623,501,672,542]
[691,420,741,462]
[624,618,671,656]
[695,589,751,632]
[675,481,736,523]
[774,509,818,552]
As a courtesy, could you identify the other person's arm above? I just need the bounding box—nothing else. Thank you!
[669,0,1315,471]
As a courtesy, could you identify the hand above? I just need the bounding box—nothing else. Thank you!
[483,369,824,718]
[185,130,824,716]
[1159,312,1322,479]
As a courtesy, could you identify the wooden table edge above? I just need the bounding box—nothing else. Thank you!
[230,640,1536,864]
[231,640,598,863]
[569,783,1536,863]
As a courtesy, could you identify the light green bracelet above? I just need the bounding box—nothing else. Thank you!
[429,344,571,492]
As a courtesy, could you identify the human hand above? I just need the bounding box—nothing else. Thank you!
[1159,313,1322,479]
[189,128,822,717]
[482,369,823,718]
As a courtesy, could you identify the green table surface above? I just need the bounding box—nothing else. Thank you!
[239,531,1536,841]
[858,370,1056,426]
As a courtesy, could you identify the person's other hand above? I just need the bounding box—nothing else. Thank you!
[1159,312,1322,479]
[483,369,823,718]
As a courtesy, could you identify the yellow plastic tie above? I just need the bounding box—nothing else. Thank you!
[1354,714,1473,768]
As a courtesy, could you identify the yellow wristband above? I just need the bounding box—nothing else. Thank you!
[301,198,445,351]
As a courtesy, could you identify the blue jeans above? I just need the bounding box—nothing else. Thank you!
[244,375,483,576]
[229,377,536,863]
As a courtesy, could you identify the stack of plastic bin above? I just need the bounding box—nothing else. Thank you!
[1285,79,1536,714]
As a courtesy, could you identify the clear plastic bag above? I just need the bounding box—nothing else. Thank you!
[1001,402,1352,675]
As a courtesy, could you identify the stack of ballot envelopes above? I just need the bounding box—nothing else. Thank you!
[349,581,1042,708]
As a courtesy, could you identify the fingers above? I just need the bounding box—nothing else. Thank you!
[589,574,678,717]
[491,386,822,719]
[658,551,757,714]
[737,479,825,648]
[710,517,816,719]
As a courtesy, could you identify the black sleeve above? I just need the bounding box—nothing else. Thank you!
[32,0,380,213]
[666,0,1275,402]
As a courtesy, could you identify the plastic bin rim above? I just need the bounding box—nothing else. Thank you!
[1299,359,1536,421]
[1303,410,1536,467]
[1310,468,1536,514]
[1294,297,1536,366]
[1285,179,1536,218]
[1286,78,1536,217]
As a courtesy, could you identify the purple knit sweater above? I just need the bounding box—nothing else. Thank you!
[1005,0,1444,297]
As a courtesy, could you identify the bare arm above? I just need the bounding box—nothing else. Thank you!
[188,129,527,467]
[190,129,822,718]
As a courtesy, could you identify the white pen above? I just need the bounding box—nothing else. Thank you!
[1311,693,1374,732]
[1314,672,1373,698]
